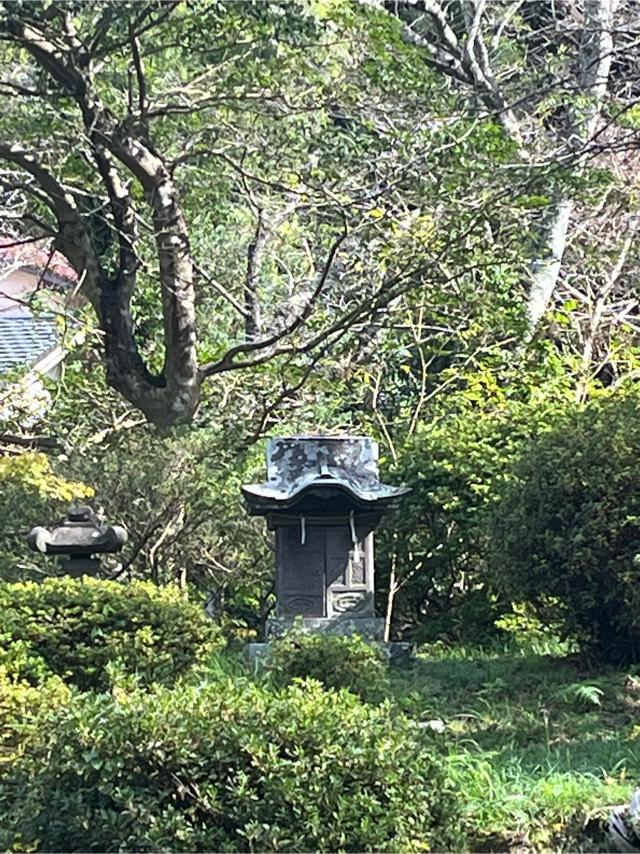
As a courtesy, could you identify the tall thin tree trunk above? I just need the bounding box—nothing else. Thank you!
[526,198,574,334]
[384,554,398,643]
[525,0,616,333]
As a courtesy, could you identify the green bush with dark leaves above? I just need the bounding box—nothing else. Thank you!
[0,678,462,853]
[268,631,388,701]
[0,578,221,690]
[490,391,640,664]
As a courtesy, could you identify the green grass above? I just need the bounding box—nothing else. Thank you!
[384,644,639,851]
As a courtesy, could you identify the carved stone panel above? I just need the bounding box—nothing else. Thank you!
[329,590,374,617]
[276,525,325,617]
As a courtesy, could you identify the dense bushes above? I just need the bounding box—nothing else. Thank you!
[375,378,568,642]
[0,578,221,690]
[0,678,462,853]
[0,669,72,766]
[268,632,387,700]
[490,392,640,664]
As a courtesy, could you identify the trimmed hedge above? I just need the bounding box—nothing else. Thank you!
[0,578,221,690]
[0,669,72,767]
[0,678,462,852]
[268,631,388,701]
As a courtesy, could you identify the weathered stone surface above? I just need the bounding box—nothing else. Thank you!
[242,435,410,513]
[27,504,127,575]
[245,639,415,666]
[329,590,374,617]
[266,616,385,641]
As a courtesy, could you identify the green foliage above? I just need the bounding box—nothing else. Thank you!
[553,682,605,709]
[495,602,573,656]
[386,645,636,851]
[0,668,72,767]
[0,678,462,853]
[268,631,388,701]
[375,359,572,641]
[0,452,94,581]
[29,360,277,630]
[490,390,640,664]
[0,453,93,502]
[0,578,221,691]
[0,638,52,684]
[1,1,639,845]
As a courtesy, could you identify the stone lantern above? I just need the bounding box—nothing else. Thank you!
[27,504,128,576]
[242,435,410,639]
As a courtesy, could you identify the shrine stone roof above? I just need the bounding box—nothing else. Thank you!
[243,435,410,514]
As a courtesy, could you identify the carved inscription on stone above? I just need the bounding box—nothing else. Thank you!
[282,595,321,615]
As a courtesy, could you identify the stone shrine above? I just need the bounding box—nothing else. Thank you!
[242,435,409,639]
[27,504,128,575]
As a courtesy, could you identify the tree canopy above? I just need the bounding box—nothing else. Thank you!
[3,0,636,424]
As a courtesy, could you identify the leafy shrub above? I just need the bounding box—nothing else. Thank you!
[0,669,71,766]
[268,632,388,701]
[490,391,640,664]
[494,602,573,656]
[0,679,462,852]
[0,578,221,690]
[0,639,52,684]
[376,378,568,642]
[0,453,93,502]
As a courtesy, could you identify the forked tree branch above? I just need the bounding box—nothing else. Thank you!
[0,11,200,425]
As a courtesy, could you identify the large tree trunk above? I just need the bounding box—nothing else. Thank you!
[1,13,200,426]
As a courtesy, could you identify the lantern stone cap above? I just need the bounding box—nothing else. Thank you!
[242,434,410,513]
[27,504,128,557]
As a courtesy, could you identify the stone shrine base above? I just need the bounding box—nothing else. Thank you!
[266,615,385,641]
[246,615,415,666]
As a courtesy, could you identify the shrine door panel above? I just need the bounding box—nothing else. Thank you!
[325,526,366,589]
[277,525,325,616]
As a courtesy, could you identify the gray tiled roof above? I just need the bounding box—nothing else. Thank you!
[0,315,59,373]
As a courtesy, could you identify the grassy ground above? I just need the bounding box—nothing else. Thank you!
[383,644,640,852]
[210,638,639,851]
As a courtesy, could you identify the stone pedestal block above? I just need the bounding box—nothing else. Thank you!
[266,615,385,641]
[246,639,415,666]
